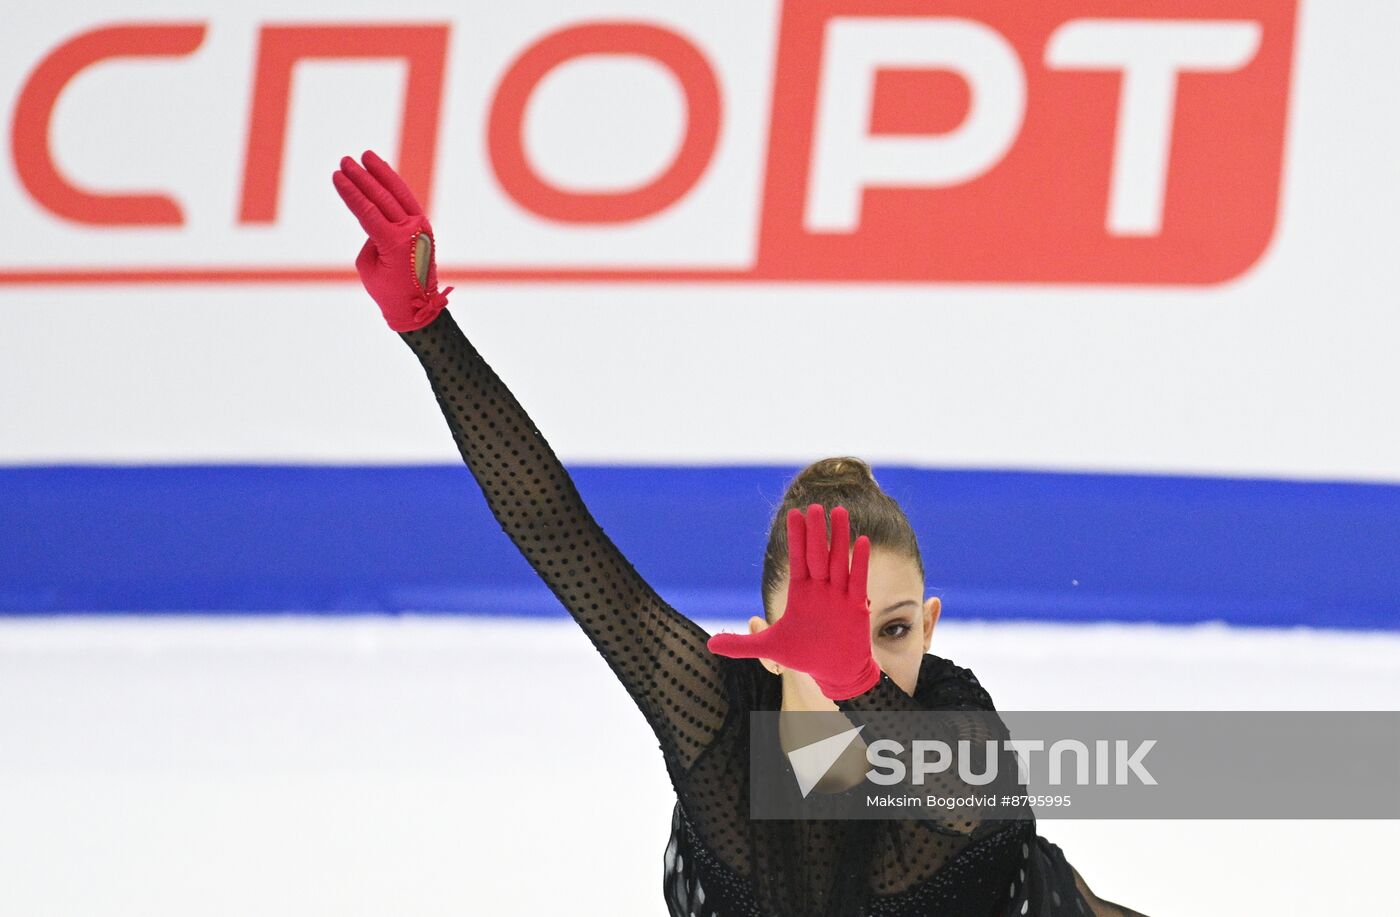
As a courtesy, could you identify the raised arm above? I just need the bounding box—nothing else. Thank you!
[331,150,729,776]
[398,309,730,771]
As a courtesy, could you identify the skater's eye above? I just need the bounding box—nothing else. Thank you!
[879,621,912,640]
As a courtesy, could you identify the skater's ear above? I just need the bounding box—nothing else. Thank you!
[921,596,941,652]
[748,615,782,676]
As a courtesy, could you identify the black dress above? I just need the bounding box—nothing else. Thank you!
[397,309,1144,917]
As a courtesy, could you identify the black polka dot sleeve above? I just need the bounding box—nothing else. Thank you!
[397,307,730,777]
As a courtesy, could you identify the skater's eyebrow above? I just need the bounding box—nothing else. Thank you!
[877,599,919,616]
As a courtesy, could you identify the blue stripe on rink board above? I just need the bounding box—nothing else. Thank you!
[1,464,1397,630]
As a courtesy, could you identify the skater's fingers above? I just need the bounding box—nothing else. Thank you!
[332,170,391,239]
[829,505,851,592]
[787,508,808,584]
[805,503,828,581]
[707,629,777,661]
[362,150,425,216]
[339,155,407,224]
[849,535,871,605]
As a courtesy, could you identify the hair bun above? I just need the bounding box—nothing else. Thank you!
[791,456,878,491]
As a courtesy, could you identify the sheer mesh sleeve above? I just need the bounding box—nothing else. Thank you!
[396,308,729,776]
[1072,866,1153,917]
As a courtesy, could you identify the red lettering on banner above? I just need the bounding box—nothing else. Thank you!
[755,0,1296,283]
[0,2,1298,285]
[239,25,449,224]
[487,23,721,223]
[11,24,207,226]
[871,70,971,137]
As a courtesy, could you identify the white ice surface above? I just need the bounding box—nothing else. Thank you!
[1,616,1397,917]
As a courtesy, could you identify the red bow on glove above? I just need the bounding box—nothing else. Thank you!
[708,503,882,700]
[331,150,454,332]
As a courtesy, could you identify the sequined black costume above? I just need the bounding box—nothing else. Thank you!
[398,309,1145,917]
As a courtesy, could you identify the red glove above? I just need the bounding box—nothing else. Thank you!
[708,504,881,700]
[331,150,454,332]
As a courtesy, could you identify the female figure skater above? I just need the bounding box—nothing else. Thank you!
[331,151,1146,917]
